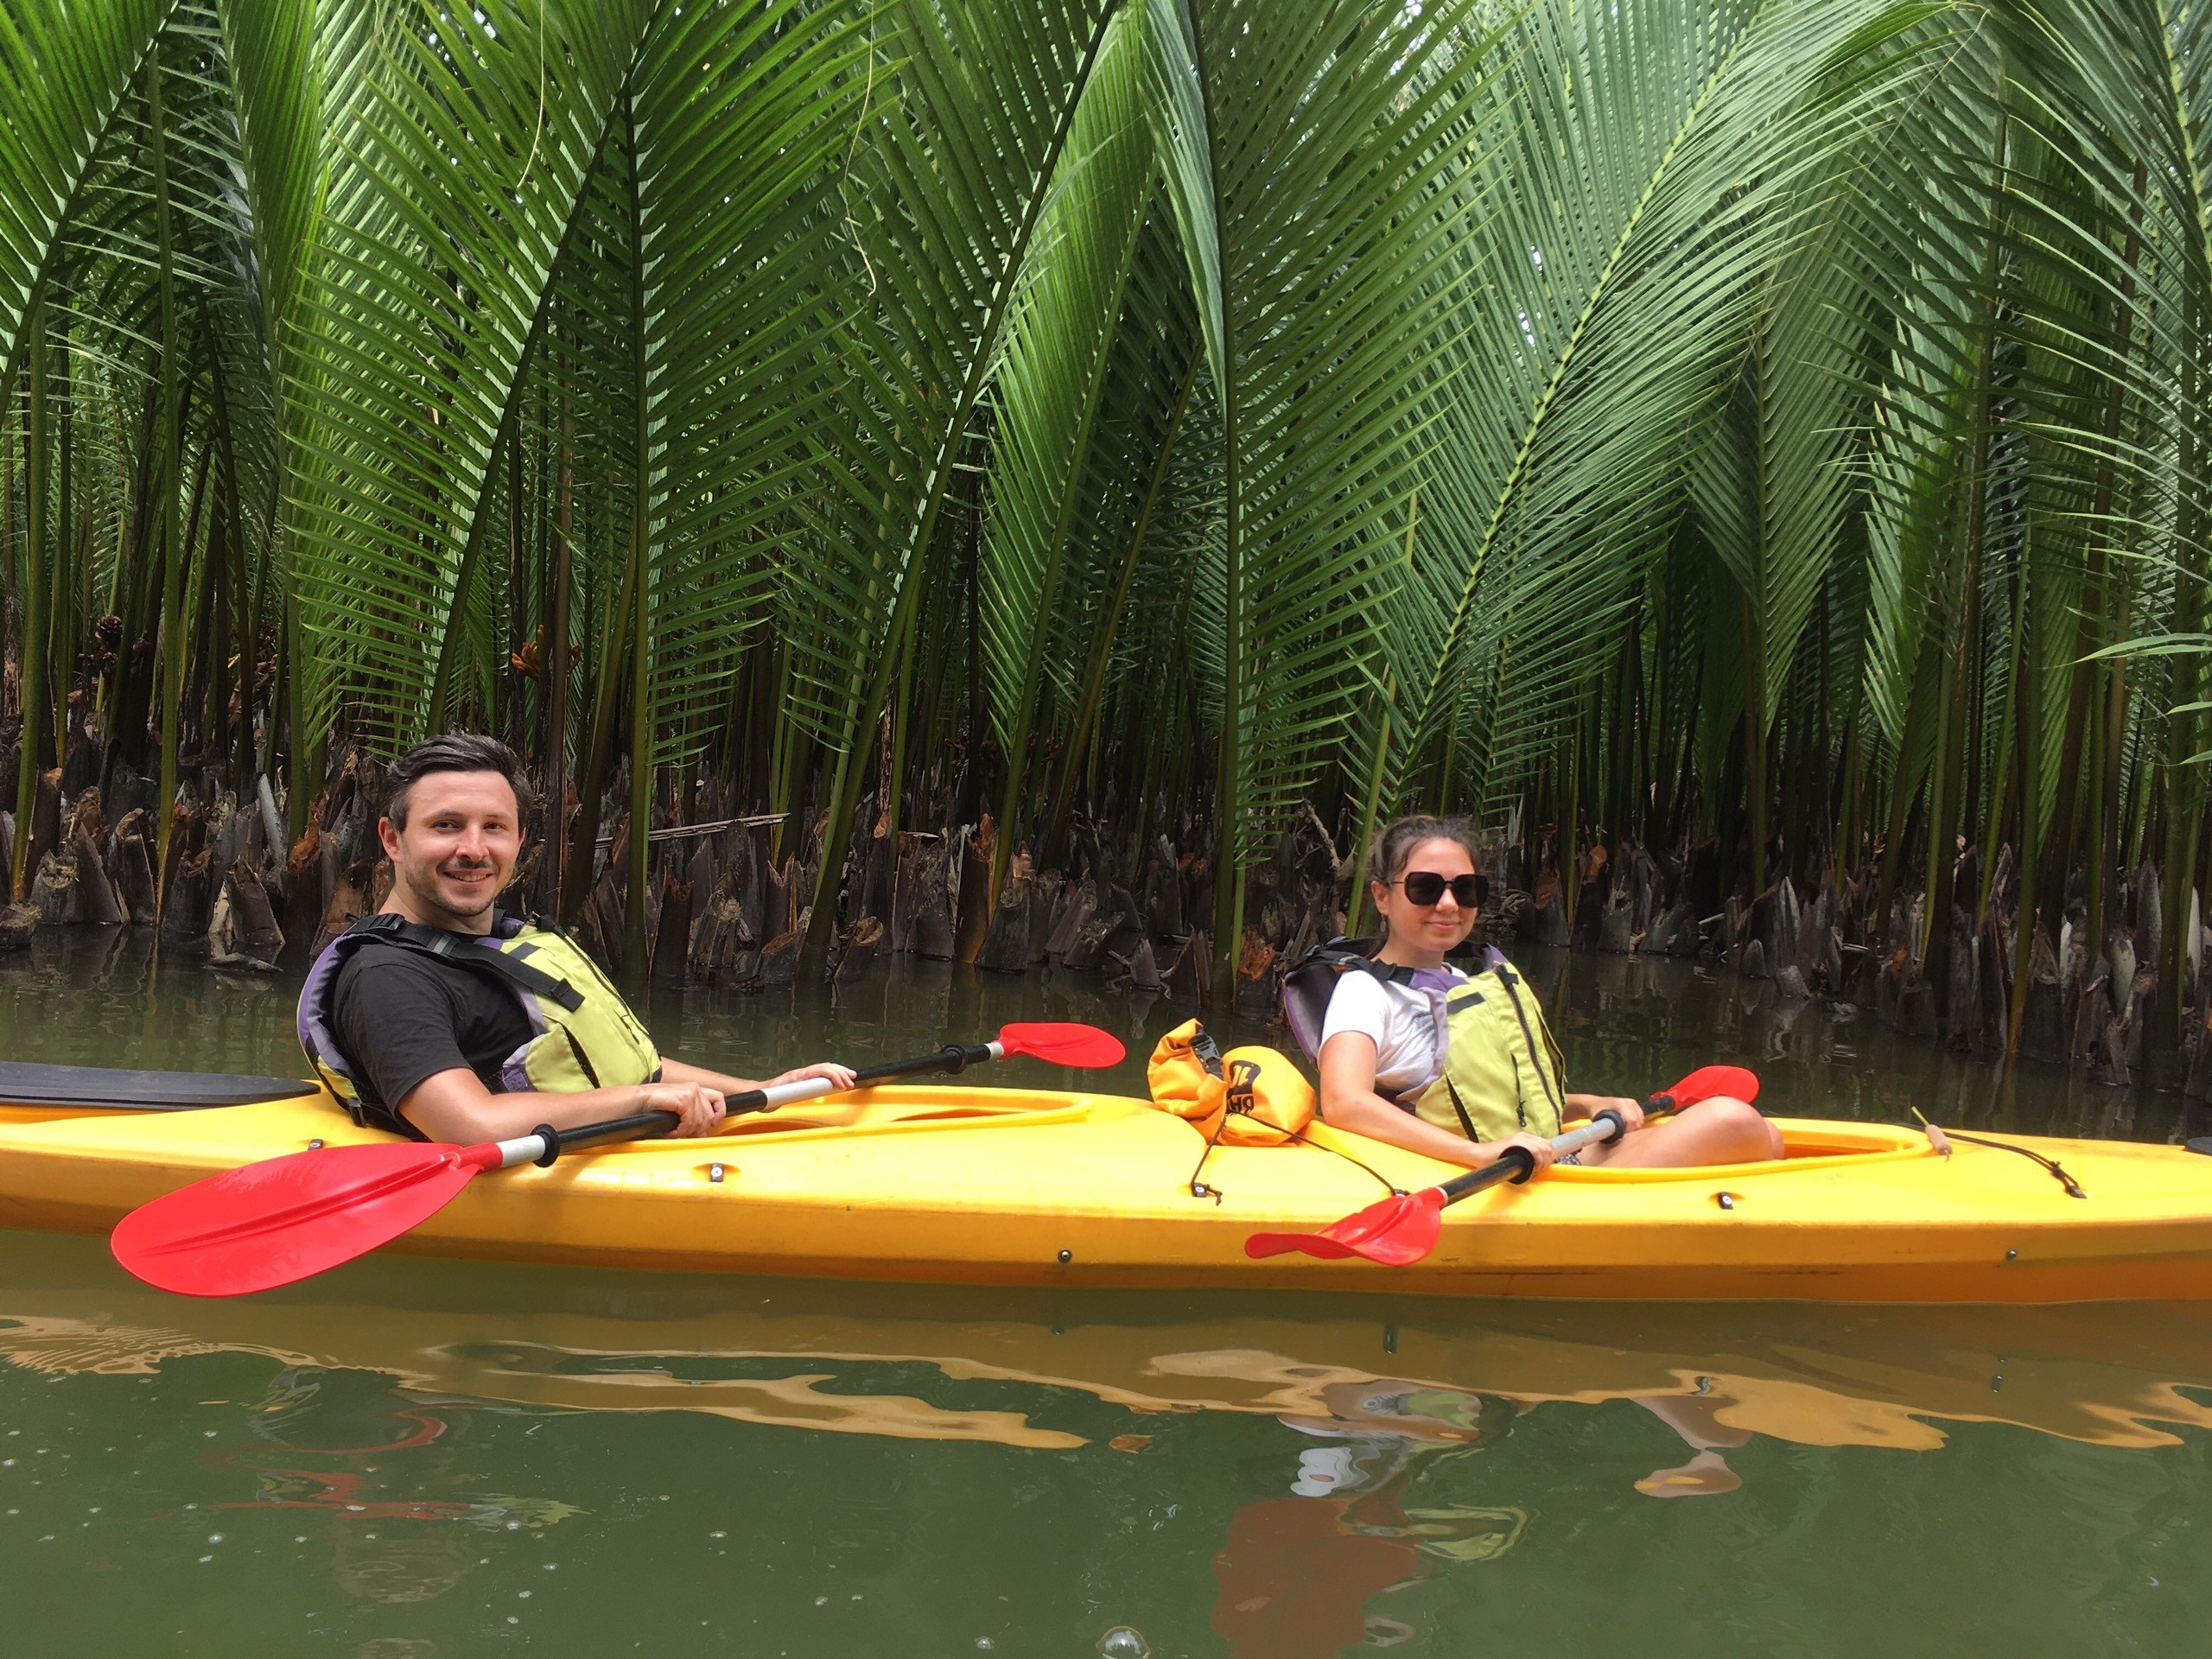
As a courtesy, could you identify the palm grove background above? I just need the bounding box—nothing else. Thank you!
[4,0,2212,1066]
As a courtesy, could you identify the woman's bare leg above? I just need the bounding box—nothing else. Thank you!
[1580,1096,1783,1169]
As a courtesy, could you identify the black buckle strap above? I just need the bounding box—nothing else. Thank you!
[351,913,585,1011]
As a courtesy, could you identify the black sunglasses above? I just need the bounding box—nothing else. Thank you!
[1395,871,1485,907]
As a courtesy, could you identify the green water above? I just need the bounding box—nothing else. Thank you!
[2,933,2210,1656]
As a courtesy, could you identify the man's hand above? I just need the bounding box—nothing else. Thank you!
[636,1078,728,1137]
[768,1061,859,1093]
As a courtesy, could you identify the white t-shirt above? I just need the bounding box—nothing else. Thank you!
[1319,964,1466,1101]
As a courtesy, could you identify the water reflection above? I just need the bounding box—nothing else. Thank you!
[3,1230,2209,1652]
[5,1230,2210,1459]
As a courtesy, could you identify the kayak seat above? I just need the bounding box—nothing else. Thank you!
[0,1061,321,1112]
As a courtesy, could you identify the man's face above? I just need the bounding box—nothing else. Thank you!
[378,770,521,931]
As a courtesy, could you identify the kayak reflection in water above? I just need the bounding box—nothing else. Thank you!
[1209,1380,1522,1659]
[1210,1373,1755,1655]
[1303,815,1783,1173]
[1631,1382,1752,1497]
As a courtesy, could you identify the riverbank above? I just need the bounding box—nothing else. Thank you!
[13,745,2212,1110]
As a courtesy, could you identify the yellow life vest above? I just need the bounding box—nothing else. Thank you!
[1282,942,1566,1145]
[1410,960,1567,1143]
[298,912,662,1128]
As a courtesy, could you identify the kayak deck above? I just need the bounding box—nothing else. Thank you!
[1,1084,2208,1301]
[0,1061,321,1122]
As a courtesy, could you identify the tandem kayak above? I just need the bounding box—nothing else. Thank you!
[1,1063,2209,1301]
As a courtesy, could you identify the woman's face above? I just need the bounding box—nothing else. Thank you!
[1372,836,1479,954]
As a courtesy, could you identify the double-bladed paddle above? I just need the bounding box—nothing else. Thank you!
[112,1021,1125,1298]
[1243,1064,1760,1268]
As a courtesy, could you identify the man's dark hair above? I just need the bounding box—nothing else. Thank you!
[383,734,533,830]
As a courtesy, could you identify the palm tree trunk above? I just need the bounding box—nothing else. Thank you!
[1739,593,1765,899]
[50,291,73,782]
[620,87,656,979]
[2160,277,2209,1044]
[1343,668,1397,941]
[1041,346,1202,862]
[541,351,574,917]
[11,300,48,901]
[149,46,187,912]
[560,533,639,931]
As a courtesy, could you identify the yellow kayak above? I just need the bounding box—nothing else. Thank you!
[0,1067,2209,1301]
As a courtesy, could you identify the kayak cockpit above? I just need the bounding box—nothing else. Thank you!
[1777,1122,1932,1160]
[702,1088,1106,1141]
[1527,1116,1935,1182]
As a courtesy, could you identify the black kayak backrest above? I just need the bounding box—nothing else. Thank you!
[0,1062,318,1111]
[1281,938,1384,1065]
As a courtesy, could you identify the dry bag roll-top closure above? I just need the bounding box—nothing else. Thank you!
[1280,939,1567,1144]
[299,912,662,1126]
[1146,1019,1316,1145]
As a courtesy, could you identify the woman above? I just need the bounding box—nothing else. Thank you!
[1317,816,1782,1174]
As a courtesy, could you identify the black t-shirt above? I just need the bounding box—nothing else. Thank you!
[328,938,534,1136]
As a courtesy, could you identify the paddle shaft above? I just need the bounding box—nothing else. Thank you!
[1434,1108,1627,1205]
[1431,1070,1745,1202]
[729,1041,1006,1117]
[494,1040,1015,1169]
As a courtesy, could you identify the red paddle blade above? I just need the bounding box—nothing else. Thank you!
[1244,1187,1444,1268]
[997,1021,1126,1068]
[1655,1064,1760,1109]
[111,1140,499,1297]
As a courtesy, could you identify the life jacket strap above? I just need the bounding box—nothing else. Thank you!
[345,913,585,1012]
[1280,938,1427,1061]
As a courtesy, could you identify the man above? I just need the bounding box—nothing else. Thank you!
[297,733,850,1143]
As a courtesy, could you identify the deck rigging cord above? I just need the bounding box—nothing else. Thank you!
[1185,1115,1402,1205]
[1913,1110,2087,1199]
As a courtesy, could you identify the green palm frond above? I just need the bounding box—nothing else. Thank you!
[1689,237,1865,746]
[0,0,174,396]
[1170,0,1519,975]
[778,0,1120,959]
[1383,0,1944,817]
[632,0,878,760]
[979,3,1156,878]
[289,0,656,747]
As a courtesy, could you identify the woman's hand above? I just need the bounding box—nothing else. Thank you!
[770,1061,859,1093]
[1485,1129,1556,1175]
[636,1078,728,1137]
[1570,1093,1645,1135]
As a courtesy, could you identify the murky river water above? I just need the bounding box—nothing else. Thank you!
[1,934,2209,1656]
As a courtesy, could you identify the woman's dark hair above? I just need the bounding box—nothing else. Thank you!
[383,733,533,830]
[1363,814,1482,943]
